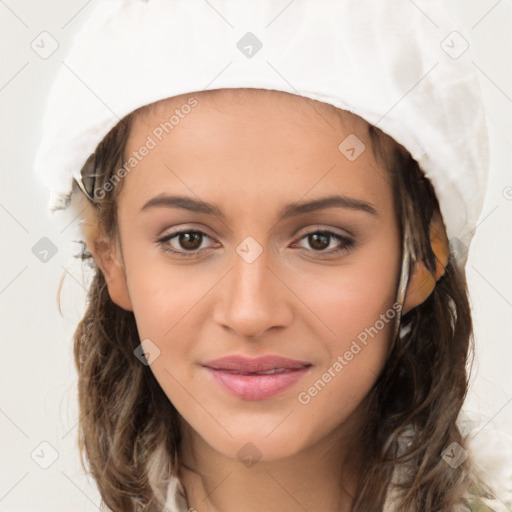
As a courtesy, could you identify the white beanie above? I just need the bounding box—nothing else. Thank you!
[33,0,490,271]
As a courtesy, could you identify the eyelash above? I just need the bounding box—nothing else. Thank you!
[156,228,355,258]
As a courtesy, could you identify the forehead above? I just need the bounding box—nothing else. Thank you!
[137,88,368,131]
[120,88,394,221]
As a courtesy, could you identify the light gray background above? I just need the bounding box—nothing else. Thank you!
[1,0,511,510]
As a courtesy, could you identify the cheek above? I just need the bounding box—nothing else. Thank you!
[124,259,211,417]
[122,242,215,341]
[291,234,400,411]
[292,287,397,443]
[294,278,396,402]
[295,236,400,349]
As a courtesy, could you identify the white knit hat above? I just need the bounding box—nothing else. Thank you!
[33,0,490,273]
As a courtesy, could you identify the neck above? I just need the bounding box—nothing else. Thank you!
[177,415,365,512]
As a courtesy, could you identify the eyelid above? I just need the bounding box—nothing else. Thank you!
[294,224,353,239]
[155,223,217,242]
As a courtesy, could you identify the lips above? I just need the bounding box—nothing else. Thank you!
[203,355,312,374]
[202,355,312,400]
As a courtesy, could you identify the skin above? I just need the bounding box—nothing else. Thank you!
[85,89,445,511]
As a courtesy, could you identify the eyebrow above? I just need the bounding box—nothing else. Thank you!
[140,193,378,219]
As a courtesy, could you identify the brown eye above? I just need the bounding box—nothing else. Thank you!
[176,231,203,251]
[295,230,355,255]
[308,232,330,251]
[157,230,214,255]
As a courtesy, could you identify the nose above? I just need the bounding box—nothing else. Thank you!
[212,249,294,341]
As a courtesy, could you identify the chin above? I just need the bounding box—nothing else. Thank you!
[199,426,311,465]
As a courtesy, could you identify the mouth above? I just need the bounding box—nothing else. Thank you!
[211,367,304,375]
[202,355,312,400]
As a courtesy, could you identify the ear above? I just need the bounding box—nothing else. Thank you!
[402,209,450,315]
[81,206,133,312]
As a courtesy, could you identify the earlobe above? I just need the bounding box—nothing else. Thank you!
[402,210,450,315]
[81,213,134,312]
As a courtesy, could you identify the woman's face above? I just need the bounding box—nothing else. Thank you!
[110,89,402,462]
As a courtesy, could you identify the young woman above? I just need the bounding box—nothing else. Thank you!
[34,1,510,510]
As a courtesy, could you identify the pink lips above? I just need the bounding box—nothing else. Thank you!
[202,355,312,400]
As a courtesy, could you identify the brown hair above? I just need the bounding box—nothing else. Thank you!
[61,93,496,511]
